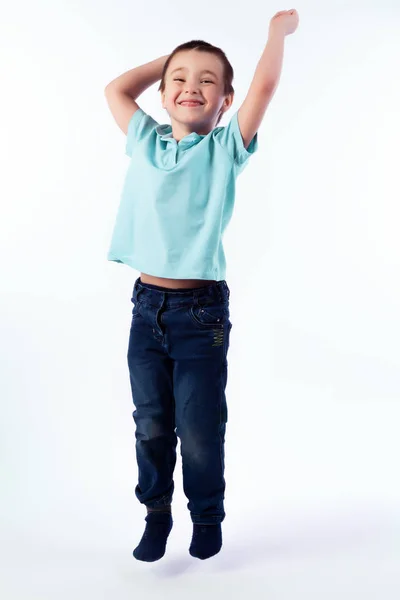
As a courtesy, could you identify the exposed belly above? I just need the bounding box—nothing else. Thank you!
[140,272,216,289]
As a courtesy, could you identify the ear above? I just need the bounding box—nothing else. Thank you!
[219,92,234,117]
[225,92,234,110]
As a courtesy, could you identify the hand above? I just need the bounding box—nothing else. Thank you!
[269,9,299,36]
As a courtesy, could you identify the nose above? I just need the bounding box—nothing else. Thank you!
[184,80,200,95]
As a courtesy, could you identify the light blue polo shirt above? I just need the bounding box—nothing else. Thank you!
[107,107,258,280]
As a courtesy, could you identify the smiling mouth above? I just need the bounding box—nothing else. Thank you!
[179,101,203,107]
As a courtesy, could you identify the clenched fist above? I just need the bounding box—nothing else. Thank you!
[269,9,299,36]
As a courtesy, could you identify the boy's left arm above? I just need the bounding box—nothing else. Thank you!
[238,9,300,150]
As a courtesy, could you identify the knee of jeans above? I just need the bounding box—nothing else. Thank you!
[180,431,210,466]
[136,419,169,441]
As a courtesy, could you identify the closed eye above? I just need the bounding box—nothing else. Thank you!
[173,78,213,84]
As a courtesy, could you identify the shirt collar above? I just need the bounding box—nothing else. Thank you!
[155,123,206,148]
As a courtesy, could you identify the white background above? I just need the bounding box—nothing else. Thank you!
[1,0,399,597]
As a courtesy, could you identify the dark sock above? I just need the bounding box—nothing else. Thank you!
[189,523,222,560]
[147,505,171,514]
[133,511,173,562]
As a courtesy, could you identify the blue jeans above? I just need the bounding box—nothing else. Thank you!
[127,277,232,525]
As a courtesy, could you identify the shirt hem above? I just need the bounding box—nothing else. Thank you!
[107,255,223,281]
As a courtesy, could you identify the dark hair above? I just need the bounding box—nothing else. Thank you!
[158,40,234,126]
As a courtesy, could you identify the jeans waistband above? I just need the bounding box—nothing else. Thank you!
[132,277,230,308]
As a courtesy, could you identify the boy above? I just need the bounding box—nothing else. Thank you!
[105,9,299,561]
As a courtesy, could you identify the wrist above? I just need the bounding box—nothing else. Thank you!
[268,25,286,40]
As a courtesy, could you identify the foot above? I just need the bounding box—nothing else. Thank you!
[189,523,222,560]
[133,511,173,562]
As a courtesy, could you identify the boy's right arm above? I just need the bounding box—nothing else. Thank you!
[104,55,170,135]
[104,87,140,135]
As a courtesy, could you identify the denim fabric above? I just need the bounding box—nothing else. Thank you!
[127,277,232,525]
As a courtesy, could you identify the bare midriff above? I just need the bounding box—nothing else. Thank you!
[140,272,216,289]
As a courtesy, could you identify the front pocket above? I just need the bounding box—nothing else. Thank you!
[131,302,142,322]
[189,305,227,329]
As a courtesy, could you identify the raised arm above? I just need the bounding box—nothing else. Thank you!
[104,54,170,98]
[237,9,300,149]
[104,54,170,134]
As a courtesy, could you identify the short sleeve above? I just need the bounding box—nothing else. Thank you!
[125,108,159,157]
[214,110,258,169]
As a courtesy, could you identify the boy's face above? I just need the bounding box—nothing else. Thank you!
[161,50,233,137]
